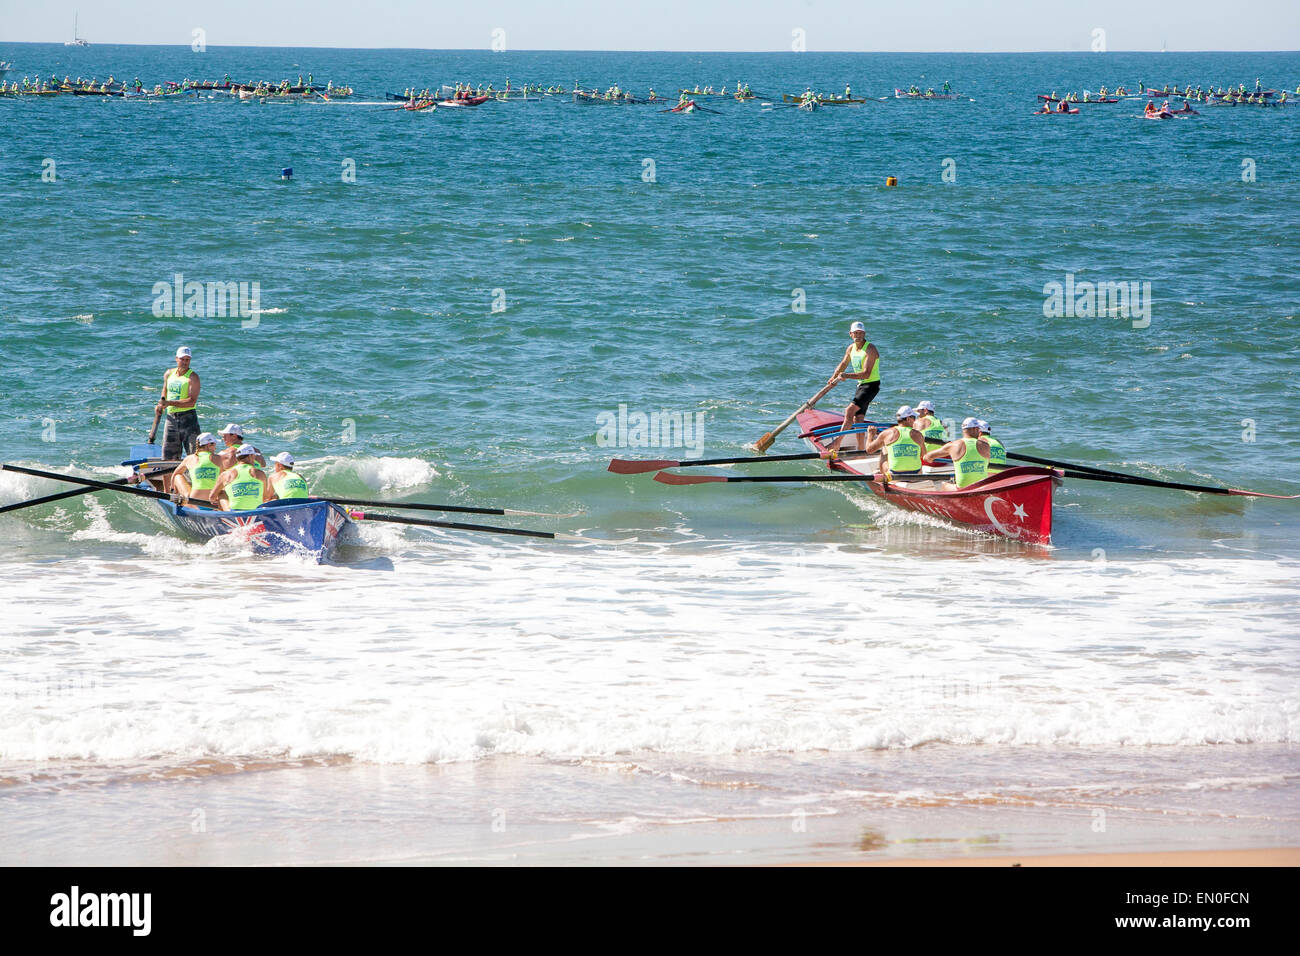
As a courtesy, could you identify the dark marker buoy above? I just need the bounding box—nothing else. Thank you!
[280,167,293,181]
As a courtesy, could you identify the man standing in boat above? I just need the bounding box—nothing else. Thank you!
[826,321,880,456]
[157,346,201,462]
[924,417,991,489]
[209,445,272,511]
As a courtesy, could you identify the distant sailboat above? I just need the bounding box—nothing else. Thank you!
[65,13,90,47]
[1160,39,1167,53]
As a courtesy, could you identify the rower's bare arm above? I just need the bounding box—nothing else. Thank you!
[923,440,956,465]
[828,349,850,383]
[862,428,892,454]
[185,372,200,407]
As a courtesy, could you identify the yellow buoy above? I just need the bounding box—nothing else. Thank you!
[885,176,897,186]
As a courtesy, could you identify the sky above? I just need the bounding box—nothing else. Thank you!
[1,0,1298,51]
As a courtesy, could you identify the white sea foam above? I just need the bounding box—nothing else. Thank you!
[312,455,439,491]
[0,543,1295,766]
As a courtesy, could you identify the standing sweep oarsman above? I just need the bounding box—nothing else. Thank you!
[825,321,880,456]
[157,347,201,462]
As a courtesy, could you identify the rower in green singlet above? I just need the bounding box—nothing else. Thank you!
[269,452,310,500]
[210,445,271,512]
[170,433,222,503]
[978,420,1007,468]
[924,418,991,490]
[913,401,947,448]
[859,406,926,478]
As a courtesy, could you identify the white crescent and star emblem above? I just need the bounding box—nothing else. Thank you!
[983,496,1027,536]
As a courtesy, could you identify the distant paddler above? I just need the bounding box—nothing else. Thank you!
[923,417,990,489]
[170,433,222,502]
[209,445,272,511]
[157,346,201,462]
[269,452,310,500]
[857,406,926,478]
[825,321,880,456]
[978,420,1006,467]
[913,401,946,446]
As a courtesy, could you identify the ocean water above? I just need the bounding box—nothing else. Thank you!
[1,46,1298,864]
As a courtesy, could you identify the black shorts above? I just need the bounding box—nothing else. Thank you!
[850,381,880,415]
[162,410,200,460]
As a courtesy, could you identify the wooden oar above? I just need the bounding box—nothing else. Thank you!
[1011,453,1299,499]
[347,510,592,540]
[0,477,131,515]
[0,463,204,507]
[752,380,839,453]
[609,449,875,475]
[146,404,163,445]
[326,496,581,518]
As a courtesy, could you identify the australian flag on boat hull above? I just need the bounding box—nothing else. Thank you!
[156,497,350,561]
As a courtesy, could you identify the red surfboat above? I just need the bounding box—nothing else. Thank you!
[796,409,1062,545]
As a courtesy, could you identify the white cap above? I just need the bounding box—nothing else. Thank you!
[962,417,982,431]
[849,321,866,333]
[218,423,244,437]
[175,346,192,358]
[196,432,218,447]
[235,443,257,458]
[978,420,991,433]
[273,452,295,466]
[896,405,916,421]
[915,400,935,413]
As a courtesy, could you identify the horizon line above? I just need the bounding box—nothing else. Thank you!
[3,41,1300,54]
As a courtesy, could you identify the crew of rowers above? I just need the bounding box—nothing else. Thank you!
[164,426,312,511]
[1144,100,1182,117]
[135,346,312,510]
[682,82,755,98]
[902,82,953,97]
[1,74,350,96]
[824,322,1005,489]
[856,406,1007,490]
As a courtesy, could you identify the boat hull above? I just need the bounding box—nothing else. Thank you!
[796,409,1059,544]
[156,498,350,561]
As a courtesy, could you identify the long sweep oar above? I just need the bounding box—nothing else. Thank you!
[0,463,210,506]
[654,471,946,486]
[0,477,131,515]
[752,379,839,453]
[325,496,581,518]
[347,510,594,541]
[1009,453,1298,499]
[609,449,876,475]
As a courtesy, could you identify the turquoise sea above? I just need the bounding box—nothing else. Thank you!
[1,47,1298,864]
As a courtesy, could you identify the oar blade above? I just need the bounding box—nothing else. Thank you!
[653,471,727,485]
[607,458,681,475]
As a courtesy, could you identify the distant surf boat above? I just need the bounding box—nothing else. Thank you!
[65,13,90,47]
